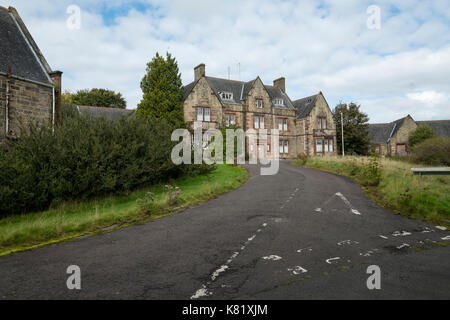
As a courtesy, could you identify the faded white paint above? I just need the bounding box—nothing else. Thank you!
[338,240,359,246]
[335,192,362,215]
[436,226,447,231]
[262,255,282,261]
[326,257,341,264]
[288,266,308,275]
[397,243,410,249]
[441,236,450,240]
[191,286,211,299]
[392,231,412,237]
[379,235,388,239]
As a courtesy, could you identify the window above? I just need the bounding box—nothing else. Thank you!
[196,107,211,122]
[316,139,323,153]
[267,144,271,153]
[225,113,236,127]
[279,140,289,154]
[273,98,284,106]
[328,139,334,152]
[317,117,327,129]
[278,118,288,131]
[220,92,233,101]
[254,114,264,129]
[256,98,264,108]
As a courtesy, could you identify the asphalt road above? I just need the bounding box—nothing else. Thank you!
[0,161,449,300]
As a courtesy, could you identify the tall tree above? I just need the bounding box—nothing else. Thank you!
[70,88,127,109]
[137,52,185,128]
[409,125,437,147]
[333,102,370,155]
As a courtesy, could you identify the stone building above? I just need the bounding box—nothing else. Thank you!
[0,6,62,143]
[369,115,450,156]
[183,63,337,159]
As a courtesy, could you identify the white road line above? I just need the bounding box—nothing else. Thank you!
[436,226,447,231]
[379,235,388,239]
[337,240,359,246]
[335,192,361,215]
[392,231,412,237]
[397,243,410,249]
[262,255,282,261]
[191,222,268,300]
[288,266,308,275]
[326,257,341,264]
[441,236,450,240]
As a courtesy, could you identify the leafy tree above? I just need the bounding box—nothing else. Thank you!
[333,102,370,155]
[137,52,185,128]
[61,90,73,104]
[70,88,127,109]
[409,125,437,147]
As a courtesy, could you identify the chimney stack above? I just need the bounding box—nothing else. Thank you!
[194,63,205,81]
[273,77,286,93]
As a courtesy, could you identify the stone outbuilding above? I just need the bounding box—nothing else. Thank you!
[0,6,62,143]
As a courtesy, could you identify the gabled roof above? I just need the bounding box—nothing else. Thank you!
[368,116,410,144]
[0,6,52,83]
[417,120,450,138]
[183,76,294,109]
[292,94,319,119]
[368,123,394,144]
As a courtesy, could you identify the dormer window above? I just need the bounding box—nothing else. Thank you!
[273,98,284,106]
[220,92,233,101]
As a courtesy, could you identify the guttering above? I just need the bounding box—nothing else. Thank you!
[0,72,54,88]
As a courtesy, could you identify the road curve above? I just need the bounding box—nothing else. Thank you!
[0,161,449,300]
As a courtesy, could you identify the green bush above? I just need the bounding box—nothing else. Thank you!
[0,112,213,217]
[411,137,450,166]
[296,153,309,166]
[409,125,437,147]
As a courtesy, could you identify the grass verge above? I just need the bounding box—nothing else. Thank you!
[0,164,248,256]
[293,156,450,227]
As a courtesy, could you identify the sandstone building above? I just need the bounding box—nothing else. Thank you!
[0,6,62,143]
[369,115,450,156]
[183,64,337,159]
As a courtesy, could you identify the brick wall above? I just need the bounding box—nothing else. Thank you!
[0,74,52,142]
[389,116,418,155]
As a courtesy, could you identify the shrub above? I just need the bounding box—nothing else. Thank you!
[360,157,382,186]
[411,137,450,166]
[0,112,214,217]
[296,153,309,166]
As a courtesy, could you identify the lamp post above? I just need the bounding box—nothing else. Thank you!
[341,112,345,157]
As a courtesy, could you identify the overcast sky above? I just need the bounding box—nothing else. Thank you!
[6,0,450,122]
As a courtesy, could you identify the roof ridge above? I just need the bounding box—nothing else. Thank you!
[0,6,9,11]
[206,75,247,84]
[77,105,135,111]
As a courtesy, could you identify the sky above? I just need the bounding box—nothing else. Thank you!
[4,0,450,123]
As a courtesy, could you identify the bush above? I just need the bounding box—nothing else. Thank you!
[296,153,309,166]
[360,157,382,186]
[0,112,213,217]
[411,137,450,166]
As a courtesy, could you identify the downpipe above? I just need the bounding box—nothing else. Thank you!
[5,66,11,135]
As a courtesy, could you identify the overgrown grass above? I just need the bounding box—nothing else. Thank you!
[293,156,450,226]
[0,164,248,256]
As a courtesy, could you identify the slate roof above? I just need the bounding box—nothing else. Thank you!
[417,120,450,138]
[66,104,136,120]
[0,7,50,83]
[183,76,294,109]
[292,94,319,119]
[368,123,394,144]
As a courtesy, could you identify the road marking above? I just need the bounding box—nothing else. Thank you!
[338,240,359,246]
[326,257,341,264]
[379,235,388,239]
[288,266,308,275]
[392,231,412,237]
[436,226,447,231]
[191,222,269,300]
[442,236,450,240]
[397,243,410,249]
[315,208,323,213]
[297,247,313,253]
[262,255,282,261]
[335,192,362,215]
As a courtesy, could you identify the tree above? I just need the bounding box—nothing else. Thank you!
[70,88,127,109]
[61,90,73,104]
[137,52,185,128]
[333,102,370,155]
[409,125,437,147]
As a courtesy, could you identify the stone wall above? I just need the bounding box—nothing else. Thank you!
[389,116,418,155]
[0,75,53,142]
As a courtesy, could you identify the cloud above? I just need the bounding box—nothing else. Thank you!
[6,0,450,123]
